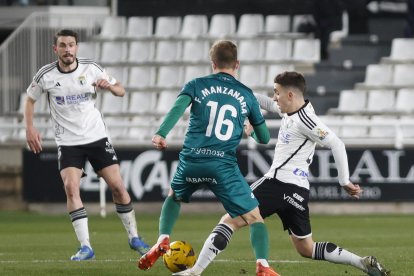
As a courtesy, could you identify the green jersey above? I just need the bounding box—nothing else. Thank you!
[179,72,265,162]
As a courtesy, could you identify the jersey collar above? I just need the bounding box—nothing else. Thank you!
[56,58,79,74]
[287,99,310,116]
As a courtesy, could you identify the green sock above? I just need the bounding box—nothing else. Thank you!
[249,222,269,259]
[159,195,181,235]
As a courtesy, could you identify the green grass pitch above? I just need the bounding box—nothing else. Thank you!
[0,211,412,275]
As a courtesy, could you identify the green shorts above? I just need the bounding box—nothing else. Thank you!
[171,157,258,218]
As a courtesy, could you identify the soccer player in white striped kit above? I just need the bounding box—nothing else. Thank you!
[175,71,390,276]
[24,29,149,260]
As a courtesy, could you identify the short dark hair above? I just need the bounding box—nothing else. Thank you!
[54,29,78,45]
[209,40,238,69]
[274,71,306,96]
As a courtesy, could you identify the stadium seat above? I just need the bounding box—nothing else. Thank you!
[369,115,397,138]
[266,64,294,85]
[100,92,128,115]
[0,117,18,142]
[183,65,210,83]
[395,88,414,113]
[17,92,47,114]
[105,66,128,85]
[400,115,414,138]
[292,14,315,32]
[99,16,127,38]
[129,91,158,114]
[157,66,184,88]
[318,115,341,134]
[126,16,153,38]
[238,40,265,61]
[105,117,129,139]
[154,16,182,37]
[363,64,394,86]
[366,90,395,113]
[340,115,369,138]
[264,39,292,61]
[237,14,264,37]
[155,41,182,62]
[180,15,208,37]
[128,66,156,89]
[393,64,414,86]
[239,65,266,88]
[100,41,127,64]
[389,38,414,62]
[265,15,291,33]
[208,14,236,37]
[128,116,157,140]
[128,41,155,63]
[77,42,101,60]
[336,90,367,113]
[292,38,320,62]
[156,90,180,114]
[182,40,209,62]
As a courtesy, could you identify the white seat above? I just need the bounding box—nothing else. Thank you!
[237,14,264,36]
[154,16,182,37]
[393,64,414,86]
[77,42,100,60]
[100,92,128,115]
[292,38,320,62]
[182,40,209,62]
[129,116,157,140]
[184,65,210,82]
[369,115,397,138]
[100,42,127,64]
[155,41,182,62]
[292,14,315,32]
[0,117,18,142]
[266,64,295,85]
[105,117,129,139]
[128,41,155,63]
[395,88,414,112]
[126,16,153,38]
[180,14,208,37]
[208,14,236,37]
[400,115,414,138]
[318,115,341,134]
[363,64,393,86]
[238,40,265,61]
[129,91,158,114]
[99,16,127,38]
[128,66,156,88]
[239,65,266,87]
[340,115,369,138]
[264,39,292,61]
[105,66,127,85]
[265,15,291,33]
[157,90,179,114]
[389,38,414,61]
[337,90,367,112]
[157,66,183,88]
[367,90,395,112]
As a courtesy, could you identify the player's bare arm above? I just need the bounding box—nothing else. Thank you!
[24,96,42,154]
[94,79,125,97]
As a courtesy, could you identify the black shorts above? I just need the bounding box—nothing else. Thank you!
[58,138,119,173]
[251,177,311,238]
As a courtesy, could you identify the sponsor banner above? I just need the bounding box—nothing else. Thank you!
[23,147,414,202]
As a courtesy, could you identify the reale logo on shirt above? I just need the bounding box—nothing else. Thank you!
[55,96,65,105]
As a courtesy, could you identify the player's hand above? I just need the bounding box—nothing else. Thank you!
[244,122,254,136]
[93,79,112,90]
[343,182,363,199]
[26,126,42,154]
[152,134,167,150]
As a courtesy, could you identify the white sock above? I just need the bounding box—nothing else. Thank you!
[257,259,269,267]
[157,234,170,244]
[72,218,91,248]
[116,203,138,240]
[313,242,365,271]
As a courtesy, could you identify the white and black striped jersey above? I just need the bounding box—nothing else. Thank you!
[26,58,117,146]
[254,93,350,190]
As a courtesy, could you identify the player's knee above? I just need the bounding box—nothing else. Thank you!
[212,233,228,251]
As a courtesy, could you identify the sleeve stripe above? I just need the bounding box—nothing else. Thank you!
[78,58,103,72]
[298,109,316,130]
[34,63,57,83]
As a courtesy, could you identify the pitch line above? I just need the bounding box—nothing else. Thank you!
[0,259,308,264]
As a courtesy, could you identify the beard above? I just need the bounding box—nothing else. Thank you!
[60,54,75,66]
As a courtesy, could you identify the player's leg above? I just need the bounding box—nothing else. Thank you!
[99,164,149,255]
[59,145,95,261]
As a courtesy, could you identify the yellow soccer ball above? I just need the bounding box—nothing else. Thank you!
[163,240,196,273]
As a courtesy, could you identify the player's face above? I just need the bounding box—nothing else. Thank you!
[273,83,289,113]
[54,36,77,66]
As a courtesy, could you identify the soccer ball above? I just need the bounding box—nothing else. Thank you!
[163,240,196,273]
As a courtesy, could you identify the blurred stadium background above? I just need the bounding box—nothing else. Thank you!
[0,0,413,214]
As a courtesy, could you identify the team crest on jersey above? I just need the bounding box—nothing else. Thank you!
[316,128,329,140]
[55,96,65,105]
[79,76,86,86]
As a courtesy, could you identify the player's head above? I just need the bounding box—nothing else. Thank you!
[273,71,306,113]
[53,29,79,67]
[209,40,240,73]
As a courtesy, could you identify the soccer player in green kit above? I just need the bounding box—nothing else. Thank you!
[138,40,279,276]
